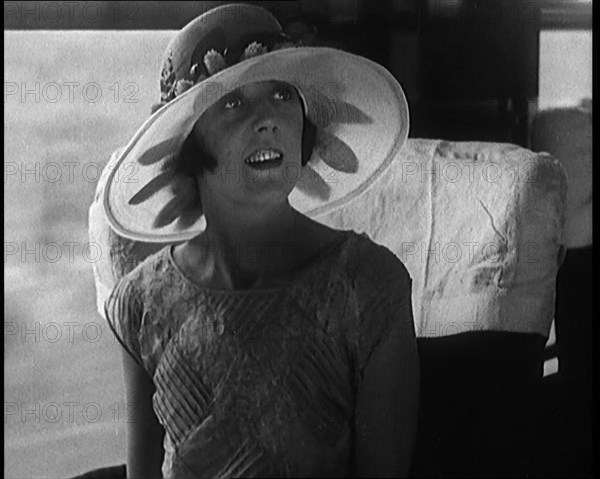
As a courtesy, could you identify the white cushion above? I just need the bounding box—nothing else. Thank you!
[319,139,566,337]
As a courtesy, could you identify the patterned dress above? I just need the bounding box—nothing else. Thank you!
[104,230,414,478]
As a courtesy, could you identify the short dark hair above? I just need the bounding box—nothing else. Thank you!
[177,129,217,178]
[177,115,318,178]
[301,116,317,166]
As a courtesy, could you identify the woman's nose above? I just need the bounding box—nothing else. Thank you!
[256,119,278,134]
[252,104,279,134]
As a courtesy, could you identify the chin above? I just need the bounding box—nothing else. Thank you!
[248,179,296,202]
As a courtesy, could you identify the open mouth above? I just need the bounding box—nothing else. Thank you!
[244,148,284,169]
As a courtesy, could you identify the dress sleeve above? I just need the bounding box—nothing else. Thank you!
[104,277,145,369]
[352,239,415,381]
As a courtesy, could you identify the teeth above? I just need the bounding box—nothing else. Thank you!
[245,149,282,164]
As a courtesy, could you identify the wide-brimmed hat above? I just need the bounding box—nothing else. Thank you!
[103,3,409,243]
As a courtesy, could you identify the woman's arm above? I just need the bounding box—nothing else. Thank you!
[121,350,165,479]
[353,316,420,477]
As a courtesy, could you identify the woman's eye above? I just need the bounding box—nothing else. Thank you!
[224,98,242,109]
[274,89,291,101]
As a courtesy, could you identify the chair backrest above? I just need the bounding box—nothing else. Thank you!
[319,138,567,338]
[89,138,567,338]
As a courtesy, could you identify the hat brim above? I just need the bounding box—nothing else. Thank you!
[104,47,409,243]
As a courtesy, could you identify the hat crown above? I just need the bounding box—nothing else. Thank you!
[159,3,288,104]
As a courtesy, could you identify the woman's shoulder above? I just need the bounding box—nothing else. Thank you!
[338,232,415,379]
[345,231,412,286]
[111,244,174,300]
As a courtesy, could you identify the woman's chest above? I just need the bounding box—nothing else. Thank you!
[145,287,358,390]
[183,294,352,372]
[149,291,359,447]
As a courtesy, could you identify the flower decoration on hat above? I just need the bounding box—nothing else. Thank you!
[203,49,227,76]
[240,41,269,61]
[160,50,177,103]
[174,79,195,96]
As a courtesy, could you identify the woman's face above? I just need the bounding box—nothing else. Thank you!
[192,80,305,209]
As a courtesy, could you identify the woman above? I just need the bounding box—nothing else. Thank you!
[103,4,417,478]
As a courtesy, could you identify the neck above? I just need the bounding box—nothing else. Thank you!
[188,195,309,279]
